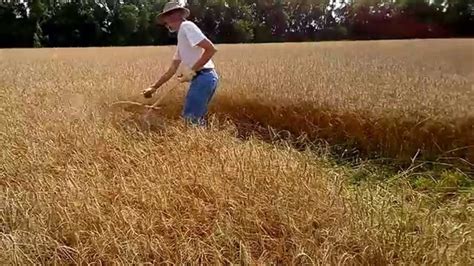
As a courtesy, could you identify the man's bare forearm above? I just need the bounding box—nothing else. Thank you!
[191,50,215,71]
[192,40,217,72]
[152,60,180,89]
[152,71,173,89]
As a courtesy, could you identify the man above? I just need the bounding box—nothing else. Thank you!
[143,1,219,125]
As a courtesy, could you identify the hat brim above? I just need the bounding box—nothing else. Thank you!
[157,7,190,25]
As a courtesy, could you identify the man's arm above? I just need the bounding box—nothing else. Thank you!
[152,59,181,89]
[143,59,180,98]
[191,39,217,72]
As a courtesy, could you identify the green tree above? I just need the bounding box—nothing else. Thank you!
[42,1,111,47]
[0,0,472,47]
[110,3,140,45]
[30,0,45,47]
[444,0,473,36]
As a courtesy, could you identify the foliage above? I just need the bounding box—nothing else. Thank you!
[0,0,472,47]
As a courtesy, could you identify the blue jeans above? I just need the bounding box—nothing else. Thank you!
[183,69,219,125]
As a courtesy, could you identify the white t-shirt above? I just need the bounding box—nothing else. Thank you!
[173,21,215,69]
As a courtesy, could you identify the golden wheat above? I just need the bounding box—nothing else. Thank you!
[1,39,473,264]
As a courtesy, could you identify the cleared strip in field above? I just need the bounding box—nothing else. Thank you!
[212,96,474,165]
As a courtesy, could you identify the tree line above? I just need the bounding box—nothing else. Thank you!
[0,0,472,48]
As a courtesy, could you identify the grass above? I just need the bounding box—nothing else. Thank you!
[1,39,473,264]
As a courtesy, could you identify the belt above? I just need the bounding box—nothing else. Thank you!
[195,68,214,76]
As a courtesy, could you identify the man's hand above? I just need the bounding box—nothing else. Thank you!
[177,67,196,83]
[145,59,181,98]
[142,86,157,98]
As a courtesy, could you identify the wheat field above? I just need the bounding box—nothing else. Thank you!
[1,39,473,264]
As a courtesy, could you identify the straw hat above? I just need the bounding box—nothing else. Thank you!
[157,1,190,24]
